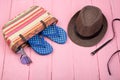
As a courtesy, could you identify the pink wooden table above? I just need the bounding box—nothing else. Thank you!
[0,0,120,80]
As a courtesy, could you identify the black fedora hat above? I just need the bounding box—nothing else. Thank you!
[68,5,108,47]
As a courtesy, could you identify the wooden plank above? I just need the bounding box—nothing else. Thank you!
[0,0,12,79]
[29,0,52,80]
[110,0,120,18]
[71,0,100,80]
[92,0,120,80]
[52,0,99,80]
[109,0,120,79]
[51,0,74,80]
[1,0,33,80]
[10,0,34,18]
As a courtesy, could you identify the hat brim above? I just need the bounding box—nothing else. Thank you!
[67,10,108,47]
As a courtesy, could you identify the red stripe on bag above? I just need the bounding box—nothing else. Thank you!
[4,8,42,33]
[6,10,46,38]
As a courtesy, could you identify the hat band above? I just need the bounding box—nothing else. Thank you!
[74,25,103,40]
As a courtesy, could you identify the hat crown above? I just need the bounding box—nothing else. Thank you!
[76,6,103,37]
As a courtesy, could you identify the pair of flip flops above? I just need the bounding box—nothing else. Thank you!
[28,24,67,55]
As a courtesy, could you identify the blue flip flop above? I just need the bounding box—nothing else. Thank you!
[28,34,53,55]
[40,24,67,44]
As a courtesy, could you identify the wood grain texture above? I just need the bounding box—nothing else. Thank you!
[0,0,12,79]
[52,0,74,80]
[1,0,33,80]
[71,0,100,80]
[29,0,52,80]
[109,0,120,79]
[0,0,120,80]
[92,0,120,80]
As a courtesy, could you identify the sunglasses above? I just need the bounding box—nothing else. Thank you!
[17,48,32,65]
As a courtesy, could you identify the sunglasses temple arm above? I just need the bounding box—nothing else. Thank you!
[107,50,120,75]
[91,18,119,55]
[91,39,112,55]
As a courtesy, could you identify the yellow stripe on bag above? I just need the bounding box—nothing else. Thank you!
[4,6,39,28]
[10,16,53,48]
[4,8,44,35]
[7,12,51,41]
[3,6,41,32]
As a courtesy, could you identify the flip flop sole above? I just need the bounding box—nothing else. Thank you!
[42,25,67,44]
[28,34,53,55]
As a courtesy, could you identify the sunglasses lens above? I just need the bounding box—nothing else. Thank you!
[20,55,32,64]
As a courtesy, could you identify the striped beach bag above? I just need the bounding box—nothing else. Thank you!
[2,6,58,64]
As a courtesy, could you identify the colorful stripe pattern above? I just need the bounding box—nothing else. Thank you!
[2,6,58,52]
